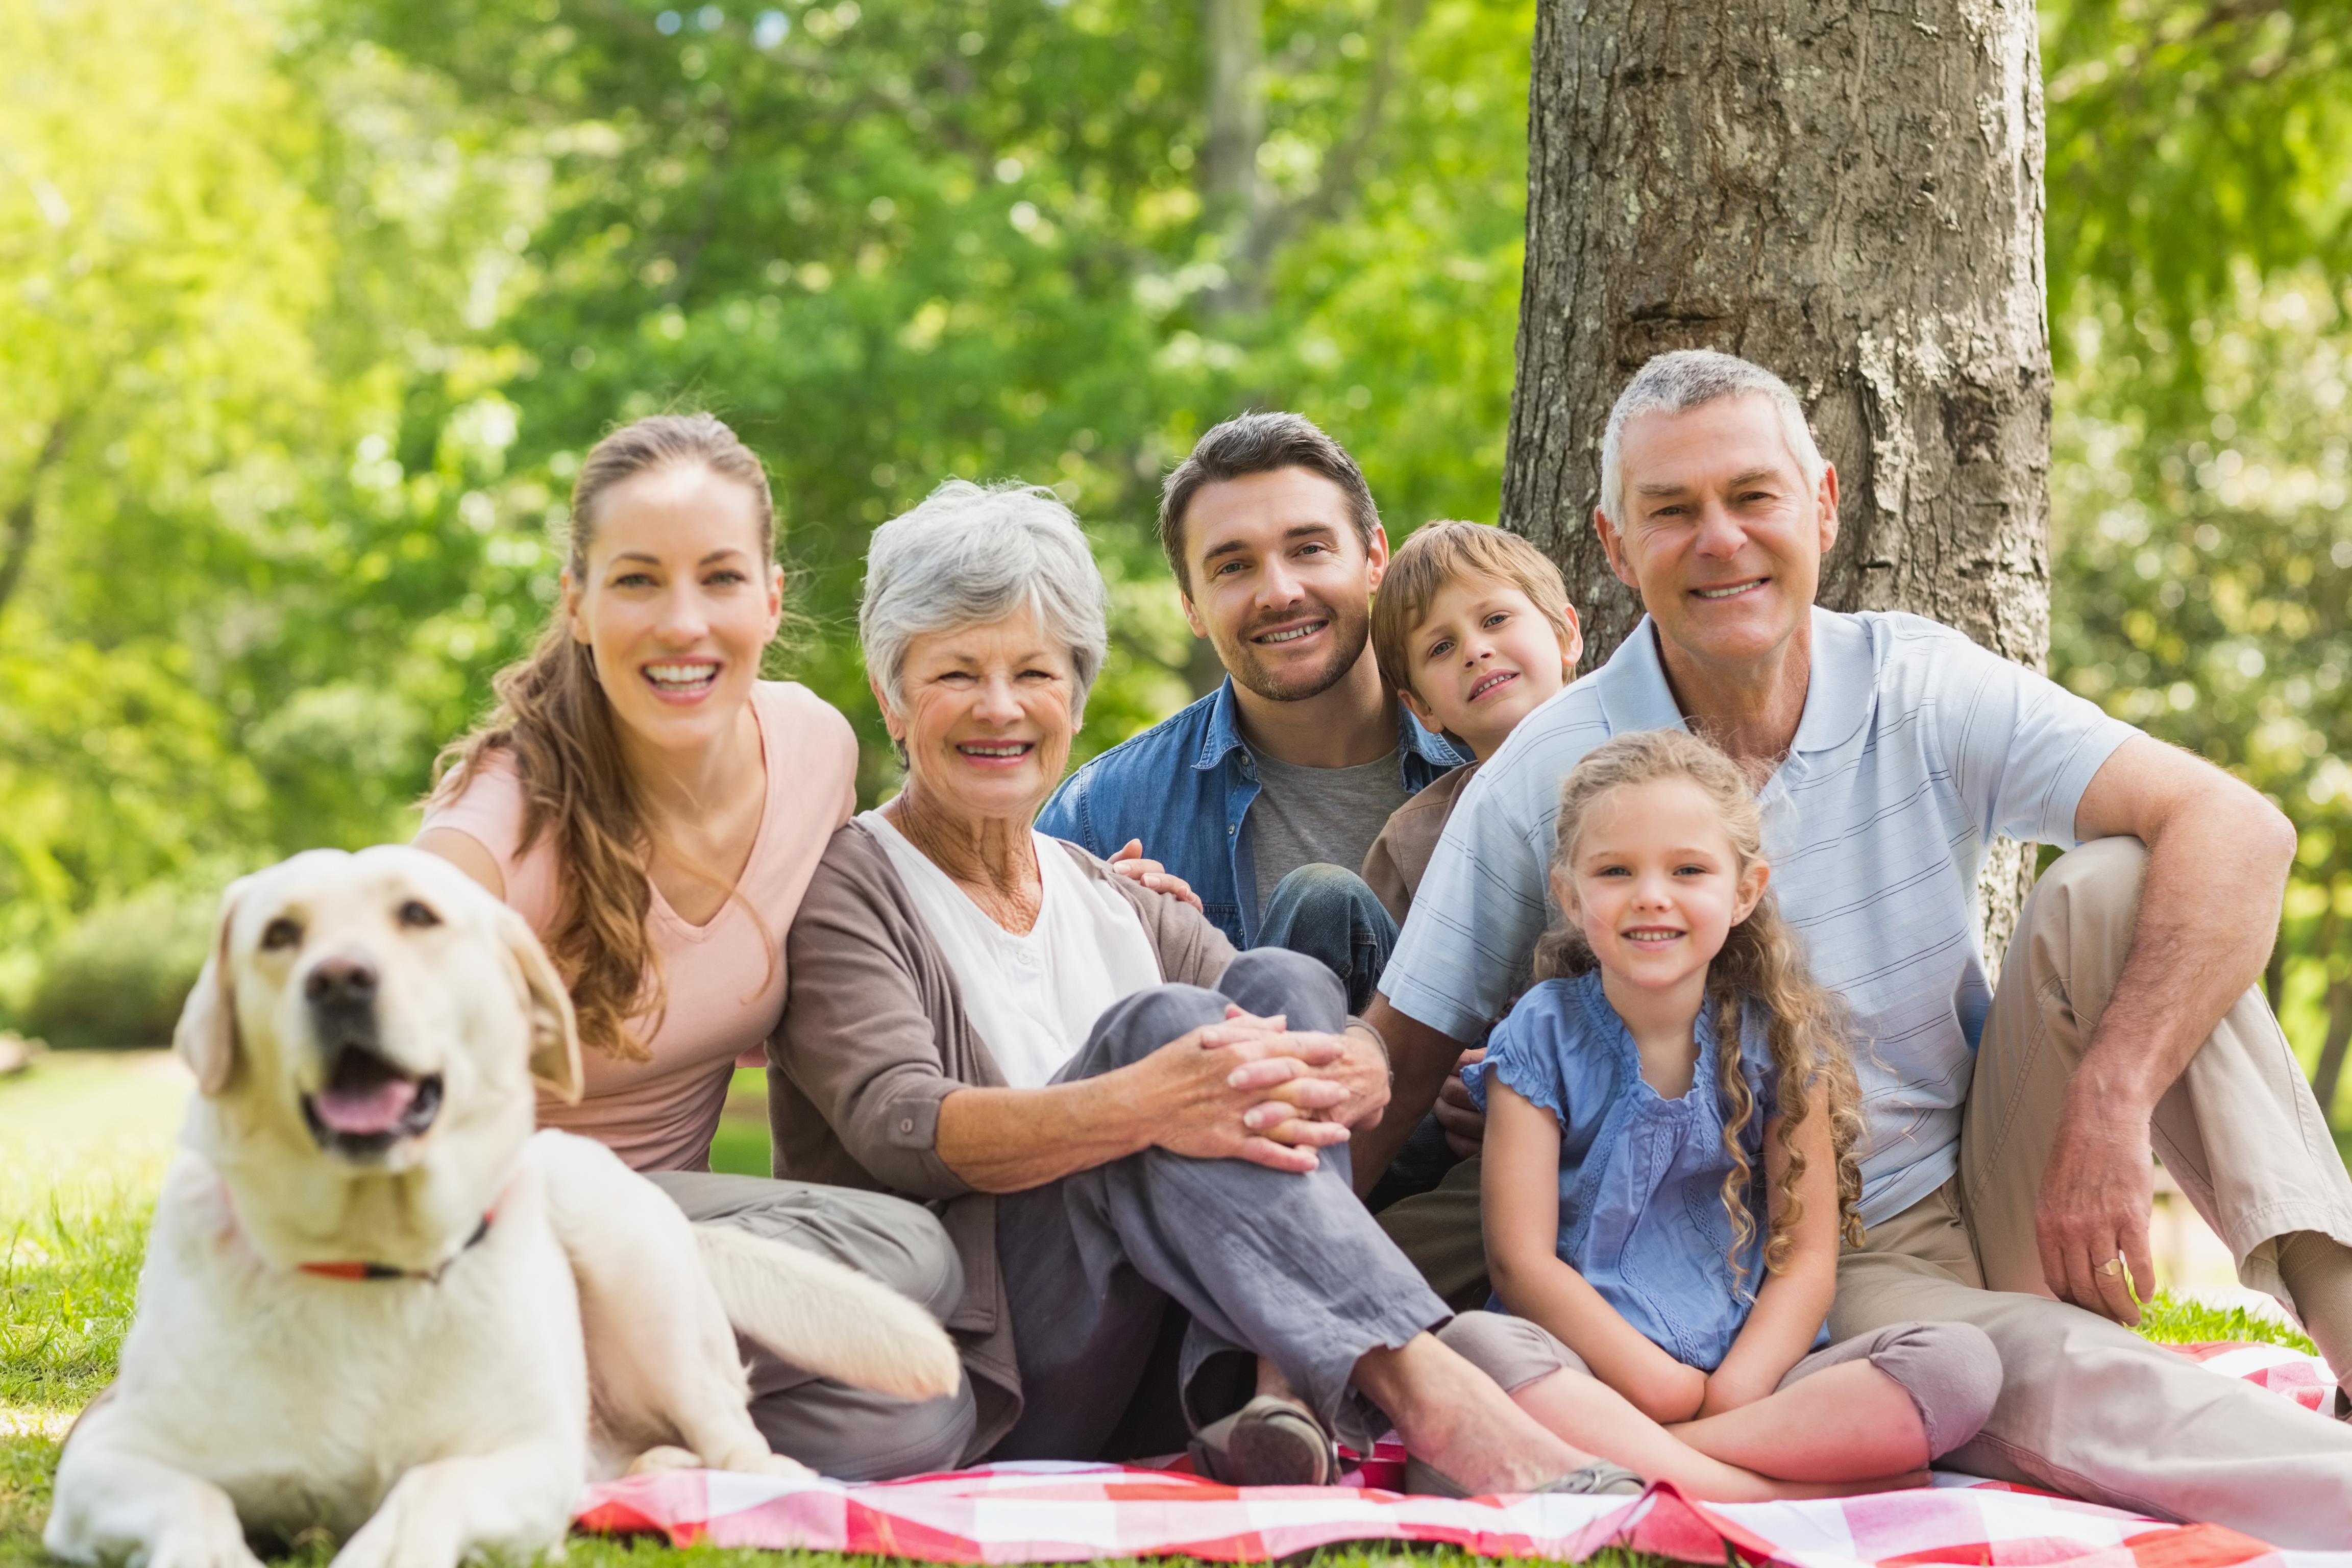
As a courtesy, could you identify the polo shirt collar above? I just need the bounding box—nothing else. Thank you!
[1788,606,1873,755]
[1596,606,1872,755]
[1595,619,1686,736]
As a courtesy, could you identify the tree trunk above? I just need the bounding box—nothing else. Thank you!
[1501,0,2052,963]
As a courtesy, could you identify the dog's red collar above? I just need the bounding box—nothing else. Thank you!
[296,1209,497,1283]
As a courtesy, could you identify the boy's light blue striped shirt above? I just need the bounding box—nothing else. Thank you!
[1381,607,2139,1224]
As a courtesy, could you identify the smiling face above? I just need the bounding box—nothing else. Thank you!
[180,848,580,1177]
[1553,775,1768,1000]
[563,462,783,757]
[1595,394,1838,673]
[1178,467,1387,703]
[1396,576,1583,758]
[879,604,1080,828]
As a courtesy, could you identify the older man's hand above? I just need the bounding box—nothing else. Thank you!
[2036,1094,2158,1326]
[1434,1046,1486,1157]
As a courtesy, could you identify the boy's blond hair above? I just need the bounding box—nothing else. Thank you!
[1371,520,1575,702]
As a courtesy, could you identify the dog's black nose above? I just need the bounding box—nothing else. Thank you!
[304,956,379,1009]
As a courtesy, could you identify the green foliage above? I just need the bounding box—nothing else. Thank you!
[2043,1,2352,1118]
[22,886,218,1051]
[8,0,2352,1128]
[2044,0,2352,407]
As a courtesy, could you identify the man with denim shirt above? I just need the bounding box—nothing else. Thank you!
[1039,412,1465,1021]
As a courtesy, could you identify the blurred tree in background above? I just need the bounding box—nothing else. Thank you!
[7,0,2352,1111]
[2043,0,2352,1108]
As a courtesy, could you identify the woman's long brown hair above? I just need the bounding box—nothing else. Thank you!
[1531,728,1867,1293]
[429,413,777,1061]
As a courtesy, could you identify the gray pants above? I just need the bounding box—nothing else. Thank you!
[645,1169,979,1481]
[990,947,1451,1461]
[1438,1311,2003,1461]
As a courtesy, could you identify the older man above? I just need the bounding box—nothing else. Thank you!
[1361,349,2352,1542]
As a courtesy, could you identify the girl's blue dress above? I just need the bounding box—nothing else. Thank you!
[1464,969,1824,1371]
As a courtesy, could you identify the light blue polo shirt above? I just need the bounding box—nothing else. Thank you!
[1381,607,2140,1224]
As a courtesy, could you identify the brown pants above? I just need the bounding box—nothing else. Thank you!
[1384,838,2352,1546]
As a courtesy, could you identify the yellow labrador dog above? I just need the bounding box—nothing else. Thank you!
[46,846,960,1568]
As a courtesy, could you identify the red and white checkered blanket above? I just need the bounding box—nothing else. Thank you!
[574,1342,2352,1566]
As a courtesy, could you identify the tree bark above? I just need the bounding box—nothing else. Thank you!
[1502,0,2052,962]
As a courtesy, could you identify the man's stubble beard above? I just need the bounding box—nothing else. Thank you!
[1219,596,1374,704]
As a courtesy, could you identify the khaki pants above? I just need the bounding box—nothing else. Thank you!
[1382,838,2352,1546]
[1834,837,2352,1545]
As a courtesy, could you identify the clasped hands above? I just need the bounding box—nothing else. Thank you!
[1135,1004,1383,1173]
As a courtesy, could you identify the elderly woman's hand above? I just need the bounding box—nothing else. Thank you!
[1107,839,1206,913]
[1127,1010,1354,1172]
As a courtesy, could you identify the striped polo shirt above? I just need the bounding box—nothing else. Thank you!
[1381,606,2139,1223]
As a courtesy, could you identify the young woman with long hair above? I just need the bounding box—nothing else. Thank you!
[418,412,977,1478]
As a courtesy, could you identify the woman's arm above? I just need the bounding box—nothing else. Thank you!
[1699,1099,1841,1416]
[416,825,507,902]
[935,1013,1351,1191]
[1483,1081,1709,1425]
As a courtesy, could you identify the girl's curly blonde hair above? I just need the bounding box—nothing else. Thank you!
[1532,728,1867,1290]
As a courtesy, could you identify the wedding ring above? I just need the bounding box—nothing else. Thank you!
[2099,1257,2125,1277]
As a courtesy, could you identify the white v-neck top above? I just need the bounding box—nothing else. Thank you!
[860,811,1164,1088]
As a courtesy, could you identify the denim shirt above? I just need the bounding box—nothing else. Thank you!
[1464,970,1824,1373]
[1036,678,1464,948]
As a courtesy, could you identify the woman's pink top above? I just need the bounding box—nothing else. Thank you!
[419,680,857,1172]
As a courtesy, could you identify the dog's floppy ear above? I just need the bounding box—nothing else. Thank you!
[175,878,250,1096]
[498,904,582,1103]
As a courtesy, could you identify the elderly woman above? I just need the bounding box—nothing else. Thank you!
[770,481,1827,1499]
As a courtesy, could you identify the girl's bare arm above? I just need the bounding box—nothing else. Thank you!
[1482,1081,1709,1425]
[1700,1097,1841,1415]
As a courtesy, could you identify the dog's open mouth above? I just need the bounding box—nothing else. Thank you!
[301,1046,444,1155]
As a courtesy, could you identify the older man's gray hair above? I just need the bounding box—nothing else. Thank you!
[1598,350,1827,525]
[860,479,1110,718]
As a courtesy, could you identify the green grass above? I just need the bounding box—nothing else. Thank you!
[0,1053,2318,1567]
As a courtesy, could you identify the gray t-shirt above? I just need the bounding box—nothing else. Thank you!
[1247,748,1409,912]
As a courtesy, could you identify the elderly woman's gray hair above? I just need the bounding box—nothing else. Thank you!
[1598,350,1827,525]
[860,479,1111,717]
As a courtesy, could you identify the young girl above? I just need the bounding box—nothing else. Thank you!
[1440,728,2002,1486]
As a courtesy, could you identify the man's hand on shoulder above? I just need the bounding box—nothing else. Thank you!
[1108,839,1205,912]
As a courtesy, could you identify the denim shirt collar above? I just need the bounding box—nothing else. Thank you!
[1194,677,1466,778]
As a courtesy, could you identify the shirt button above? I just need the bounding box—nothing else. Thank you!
[899,1118,915,1133]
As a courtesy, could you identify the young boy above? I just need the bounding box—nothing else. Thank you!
[1362,521,1583,922]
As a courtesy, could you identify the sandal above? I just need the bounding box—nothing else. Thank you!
[1402,1455,1645,1498]
[1188,1394,1339,1486]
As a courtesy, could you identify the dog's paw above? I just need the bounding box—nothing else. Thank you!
[623,1446,703,1477]
[720,1450,819,1481]
[144,1517,265,1568]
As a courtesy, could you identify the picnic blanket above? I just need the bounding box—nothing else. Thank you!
[575,1341,2352,1566]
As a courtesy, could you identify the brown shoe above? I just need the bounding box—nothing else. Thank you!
[1188,1395,1337,1486]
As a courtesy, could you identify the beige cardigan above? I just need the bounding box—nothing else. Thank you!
[766,820,1236,1456]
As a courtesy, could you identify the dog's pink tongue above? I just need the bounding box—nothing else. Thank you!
[311,1077,418,1135]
